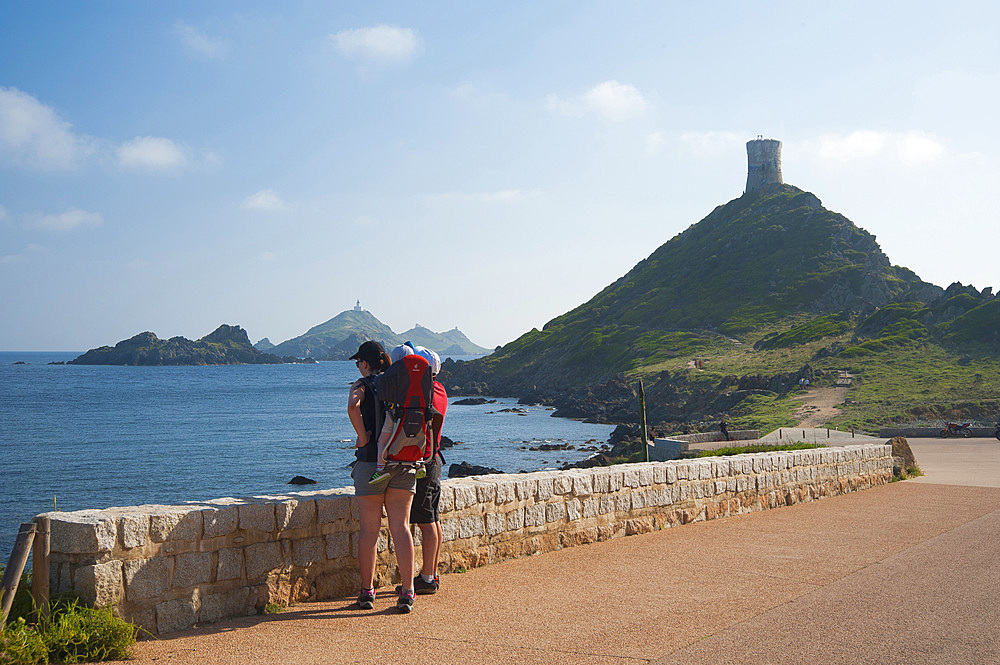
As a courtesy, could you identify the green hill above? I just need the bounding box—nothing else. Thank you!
[440,185,999,432]
[400,324,490,356]
[268,309,489,360]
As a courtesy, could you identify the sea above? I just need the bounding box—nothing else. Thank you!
[0,352,613,560]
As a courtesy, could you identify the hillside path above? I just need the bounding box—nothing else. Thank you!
[790,385,848,427]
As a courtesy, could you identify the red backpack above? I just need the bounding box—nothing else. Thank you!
[375,354,439,463]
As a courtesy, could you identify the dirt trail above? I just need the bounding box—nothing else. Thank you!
[791,386,849,427]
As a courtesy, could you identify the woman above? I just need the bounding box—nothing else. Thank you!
[347,340,418,613]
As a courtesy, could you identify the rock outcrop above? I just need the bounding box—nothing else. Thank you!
[69,325,308,366]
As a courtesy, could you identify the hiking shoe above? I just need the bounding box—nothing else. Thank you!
[369,468,390,484]
[397,589,415,613]
[414,574,439,594]
[356,589,375,610]
[396,575,439,595]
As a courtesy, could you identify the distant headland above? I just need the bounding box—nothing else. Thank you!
[259,304,490,361]
[67,324,311,366]
[64,306,491,366]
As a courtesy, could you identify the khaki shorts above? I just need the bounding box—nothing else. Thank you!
[352,461,417,496]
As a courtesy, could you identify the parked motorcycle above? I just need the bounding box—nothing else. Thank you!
[940,422,973,438]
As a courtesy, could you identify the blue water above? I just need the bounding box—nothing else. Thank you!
[0,352,613,559]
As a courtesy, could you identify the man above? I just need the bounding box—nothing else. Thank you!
[407,346,447,593]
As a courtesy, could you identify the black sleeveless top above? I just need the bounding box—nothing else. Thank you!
[353,376,380,463]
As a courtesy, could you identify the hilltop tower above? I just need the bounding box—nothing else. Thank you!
[353,300,362,312]
[745,136,782,193]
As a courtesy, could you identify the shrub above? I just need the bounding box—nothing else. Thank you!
[40,601,136,664]
[0,618,47,665]
[0,599,136,665]
[0,566,34,625]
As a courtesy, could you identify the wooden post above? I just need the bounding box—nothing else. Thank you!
[32,516,50,621]
[638,379,649,462]
[1,522,37,629]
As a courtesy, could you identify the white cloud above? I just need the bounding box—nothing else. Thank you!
[429,189,530,204]
[679,131,746,153]
[34,208,103,231]
[0,87,93,169]
[645,131,666,155]
[331,25,420,64]
[814,131,887,161]
[548,80,649,121]
[175,23,229,59]
[258,251,277,262]
[117,136,188,170]
[353,215,379,228]
[897,131,945,165]
[2,243,42,264]
[805,131,946,166]
[241,189,287,211]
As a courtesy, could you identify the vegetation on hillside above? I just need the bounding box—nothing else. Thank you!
[269,309,489,360]
[440,185,1000,433]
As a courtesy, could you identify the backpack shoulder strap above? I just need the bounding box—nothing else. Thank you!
[360,375,383,436]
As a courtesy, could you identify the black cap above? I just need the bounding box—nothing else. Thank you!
[349,340,386,365]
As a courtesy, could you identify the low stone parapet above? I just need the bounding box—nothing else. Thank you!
[879,427,995,438]
[649,430,762,461]
[40,443,892,635]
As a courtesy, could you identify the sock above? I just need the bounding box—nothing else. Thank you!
[420,573,435,583]
[363,587,374,594]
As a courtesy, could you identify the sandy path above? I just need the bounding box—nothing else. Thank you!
[791,386,849,427]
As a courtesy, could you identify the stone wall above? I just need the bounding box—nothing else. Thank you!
[648,431,760,461]
[40,444,892,635]
[879,427,996,438]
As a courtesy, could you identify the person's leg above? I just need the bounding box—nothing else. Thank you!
[357,494,384,590]
[417,521,442,578]
[384,487,415,590]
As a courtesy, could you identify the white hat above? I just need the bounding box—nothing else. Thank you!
[414,346,441,375]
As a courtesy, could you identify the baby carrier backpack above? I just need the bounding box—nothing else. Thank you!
[375,354,439,464]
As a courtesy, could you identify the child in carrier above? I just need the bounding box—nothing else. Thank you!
[370,343,437,484]
[370,344,414,483]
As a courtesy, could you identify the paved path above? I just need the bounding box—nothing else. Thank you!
[124,439,1000,665]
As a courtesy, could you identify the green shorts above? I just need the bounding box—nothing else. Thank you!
[352,461,417,496]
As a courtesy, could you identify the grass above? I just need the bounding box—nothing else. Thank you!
[261,603,287,615]
[825,345,1000,431]
[696,442,826,457]
[0,567,137,665]
[890,464,924,482]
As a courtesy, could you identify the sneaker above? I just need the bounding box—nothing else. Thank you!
[414,574,439,594]
[397,589,415,613]
[396,575,439,595]
[356,589,375,610]
[369,468,390,484]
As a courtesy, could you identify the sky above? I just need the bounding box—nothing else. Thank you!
[2,1,999,351]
